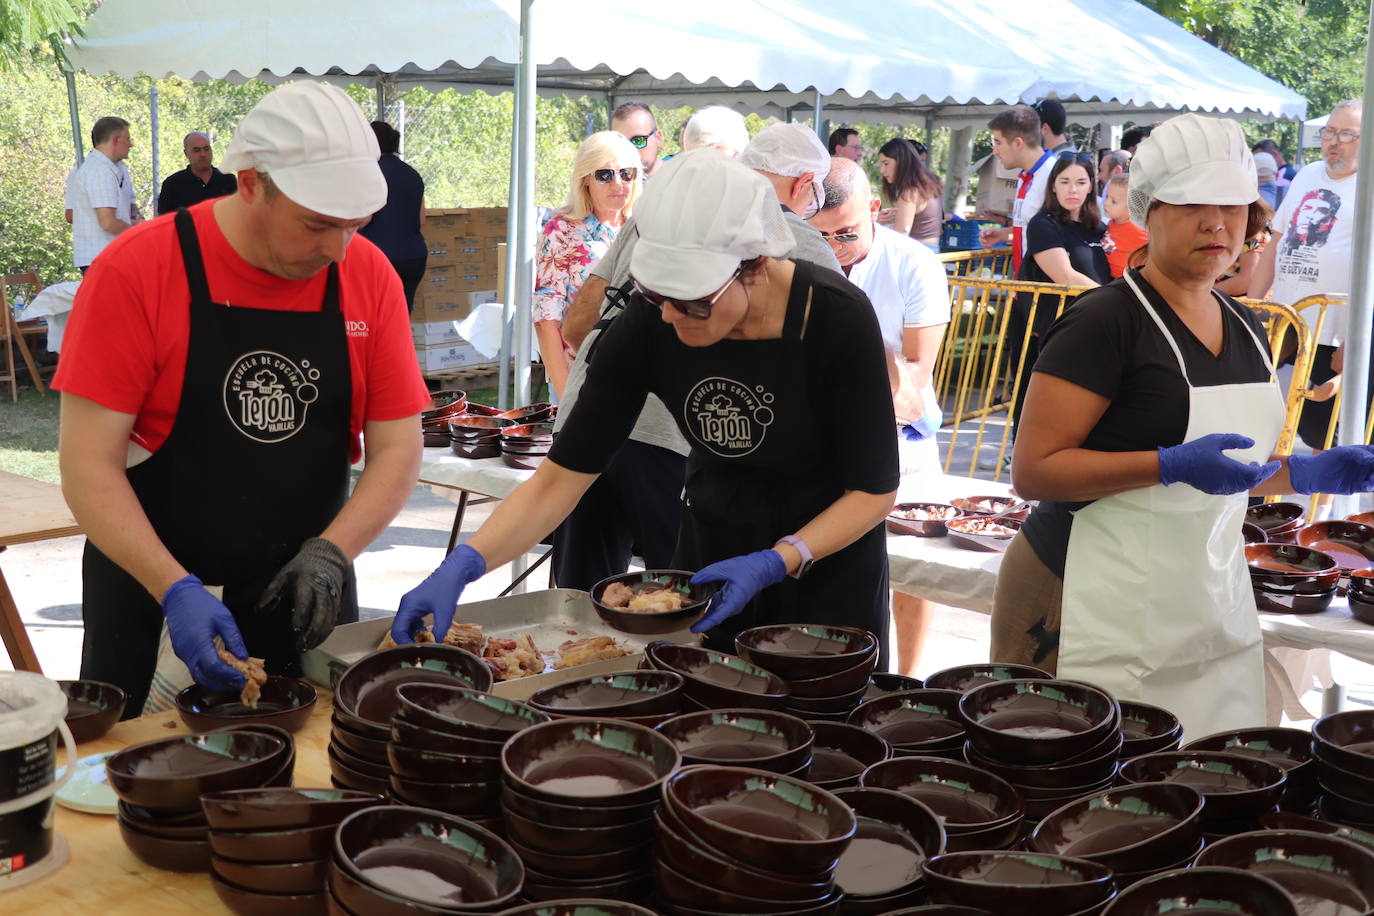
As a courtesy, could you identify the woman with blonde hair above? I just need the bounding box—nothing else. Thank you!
[534,130,641,396]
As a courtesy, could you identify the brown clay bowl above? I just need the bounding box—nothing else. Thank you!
[1243,522,1268,544]
[653,802,834,900]
[1313,708,1374,777]
[500,804,655,854]
[389,715,505,758]
[327,745,391,795]
[944,516,1022,552]
[644,642,789,709]
[387,773,501,816]
[1315,752,1374,804]
[1320,783,1374,824]
[499,403,554,423]
[332,704,391,742]
[385,742,502,783]
[327,858,461,916]
[461,401,503,417]
[652,856,834,911]
[1117,751,1287,824]
[421,389,468,422]
[958,678,1119,765]
[500,450,547,471]
[452,439,501,460]
[590,570,711,635]
[805,721,892,789]
[962,731,1123,791]
[785,652,880,699]
[1119,701,1184,757]
[783,682,871,713]
[494,903,658,916]
[105,730,287,811]
[886,503,961,538]
[1244,543,1341,587]
[58,679,126,743]
[1297,520,1374,574]
[1260,811,1374,855]
[922,664,1052,693]
[500,421,554,442]
[116,804,207,839]
[662,764,857,874]
[921,851,1114,914]
[1246,502,1304,540]
[201,787,382,832]
[848,689,965,752]
[212,856,330,896]
[329,740,391,779]
[867,673,926,696]
[831,787,945,897]
[176,677,317,733]
[208,822,337,864]
[394,682,548,741]
[519,870,652,905]
[1099,866,1298,916]
[449,414,518,437]
[333,644,493,727]
[501,717,680,806]
[499,782,659,828]
[117,817,212,872]
[859,756,1024,829]
[862,909,992,916]
[1182,726,1317,807]
[331,717,391,761]
[1193,830,1374,912]
[734,624,879,682]
[210,871,326,915]
[527,670,685,718]
[655,708,813,772]
[504,835,647,880]
[1349,588,1374,625]
[334,805,524,911]
[1251,579,1337,614]
[1025,782,1205,871]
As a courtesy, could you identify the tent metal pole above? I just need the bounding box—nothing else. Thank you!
[513,0,536,405]
[812,90,824,140]
[499,90,521,411]
[1337,13,1374,470]
[150,84,160,206]
[60,60,82,166]
[375,79,385,121]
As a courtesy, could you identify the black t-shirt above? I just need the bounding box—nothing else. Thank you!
[550,259,899,499]
[156,167,237,215]
[1020,212,1110,287]
[359,155,427,262]
[1020,270,1275,578]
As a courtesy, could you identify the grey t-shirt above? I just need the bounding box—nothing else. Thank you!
[553,210,843,454]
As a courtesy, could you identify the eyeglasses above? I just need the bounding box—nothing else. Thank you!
[818,228,861,244]
[801,183,823,221]
[1319,127,1361,144]
[627,134,654,149]
[1057,151,1094,165]
[632,269,740,320]
[592,167,639,184]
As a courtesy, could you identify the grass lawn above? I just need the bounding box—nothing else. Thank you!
[0,388,60,483]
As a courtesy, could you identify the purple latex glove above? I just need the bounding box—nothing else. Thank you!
[1158,433,1281,496]
[1289,445,1374,495]
[162,574,247,692]
[689,549,788,633]
[391,544,486,644]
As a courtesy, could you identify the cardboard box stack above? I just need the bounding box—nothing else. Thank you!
[414,207,505,376]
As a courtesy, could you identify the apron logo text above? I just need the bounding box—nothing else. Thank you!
[223,350,320,444]
[685,377,775,458]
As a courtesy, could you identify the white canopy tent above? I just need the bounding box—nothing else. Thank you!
[66,0,1310,405]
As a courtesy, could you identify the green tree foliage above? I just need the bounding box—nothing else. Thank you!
[0,0,83,71]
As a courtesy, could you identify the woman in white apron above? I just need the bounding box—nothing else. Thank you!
[991,114,1374,740]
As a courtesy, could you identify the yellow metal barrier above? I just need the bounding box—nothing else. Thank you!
[938,247,1014,279]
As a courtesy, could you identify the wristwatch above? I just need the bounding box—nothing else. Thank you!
[776,535,814,580]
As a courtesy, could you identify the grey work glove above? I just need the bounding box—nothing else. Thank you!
[256,537,349,653]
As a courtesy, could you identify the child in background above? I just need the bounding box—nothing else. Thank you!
[1102,173,1147,278]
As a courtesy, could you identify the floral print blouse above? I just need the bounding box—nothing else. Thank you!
[532,212,619,324]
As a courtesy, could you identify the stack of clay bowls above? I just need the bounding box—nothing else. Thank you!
[450,414,518,459]
[734,625,879,722]
[848,689,968,760]
[527,670,685,727]
[1348,567,1374,624]
[1312,708,1374,829]
[1101,867,1300,916]
[329,644,492,795]
[329,805,526,914]
[106,725,292,873]
[500,422,554,471]
[202,787,380,916]
[655,708,814,777]
[1193,830,1374,915]
[389,682,550,826]
[656,764,856,915]
[1116,751,1287,837]
[1244,542,1340,614]
[1244,502,1304,544]
[500,718,680,902]
[643,642,790,712]
[921,851,1117,916]
[860,756,1024,852]
[956,679,1121,822]
[1182,727,1318,815]
[805,721,892,791]
[1118,702,1183,757]
[831,786,945,914]
[1025,782,1207,886]
[421,389,468,446]
[1297,519,1374,587]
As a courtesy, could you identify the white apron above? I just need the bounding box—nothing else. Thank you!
[1058,272,1285,740]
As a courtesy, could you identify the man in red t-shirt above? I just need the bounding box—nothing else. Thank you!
[978,105,1053,274]
[54,82,429,714]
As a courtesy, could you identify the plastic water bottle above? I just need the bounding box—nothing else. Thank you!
[10,296,23,321]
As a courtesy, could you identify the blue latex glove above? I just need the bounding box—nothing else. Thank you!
[162,574,248,693]
[689,549,788,634]
[1289,445,1374,495]
[1158,433,1282,495]
[901,416,939,442]
[391,544,486,645]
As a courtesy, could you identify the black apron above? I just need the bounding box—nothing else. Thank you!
[670,264,890,668]
[80,209,357,714]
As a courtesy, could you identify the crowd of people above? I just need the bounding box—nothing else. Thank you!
[51,78,1371,732]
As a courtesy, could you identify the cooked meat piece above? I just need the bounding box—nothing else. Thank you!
[554,636,631,669]
[893,505,957,521]
[601,582,635,608]
[627,588,686,613]
[483,634,543,680]
[214,636,267,707]
[377,625,436,651]
[442,622,486,655]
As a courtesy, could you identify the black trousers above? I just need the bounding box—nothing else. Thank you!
[392,256,427,311]
[1297,343,1374,450]
[551,440,687,591]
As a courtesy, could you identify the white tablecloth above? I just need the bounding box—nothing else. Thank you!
[417,447,531,499]
[24,281,80,353]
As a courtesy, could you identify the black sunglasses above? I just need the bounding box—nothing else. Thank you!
[627,134,653,149]
[631,270,740,320]
[1057,151,1094,166]
[593,167,639,184]
[819,228,861,243]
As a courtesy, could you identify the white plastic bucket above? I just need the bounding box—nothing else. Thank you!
[0,672,76,888]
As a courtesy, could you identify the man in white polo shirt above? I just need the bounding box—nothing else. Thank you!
[70,116,141,273]
[812,156,951,677]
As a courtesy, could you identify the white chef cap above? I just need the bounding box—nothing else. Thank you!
[630,148,795,300]
[737,123,832,207]
[1128,113,1258,230]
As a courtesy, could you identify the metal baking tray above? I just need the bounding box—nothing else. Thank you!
[302,587,699,700]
